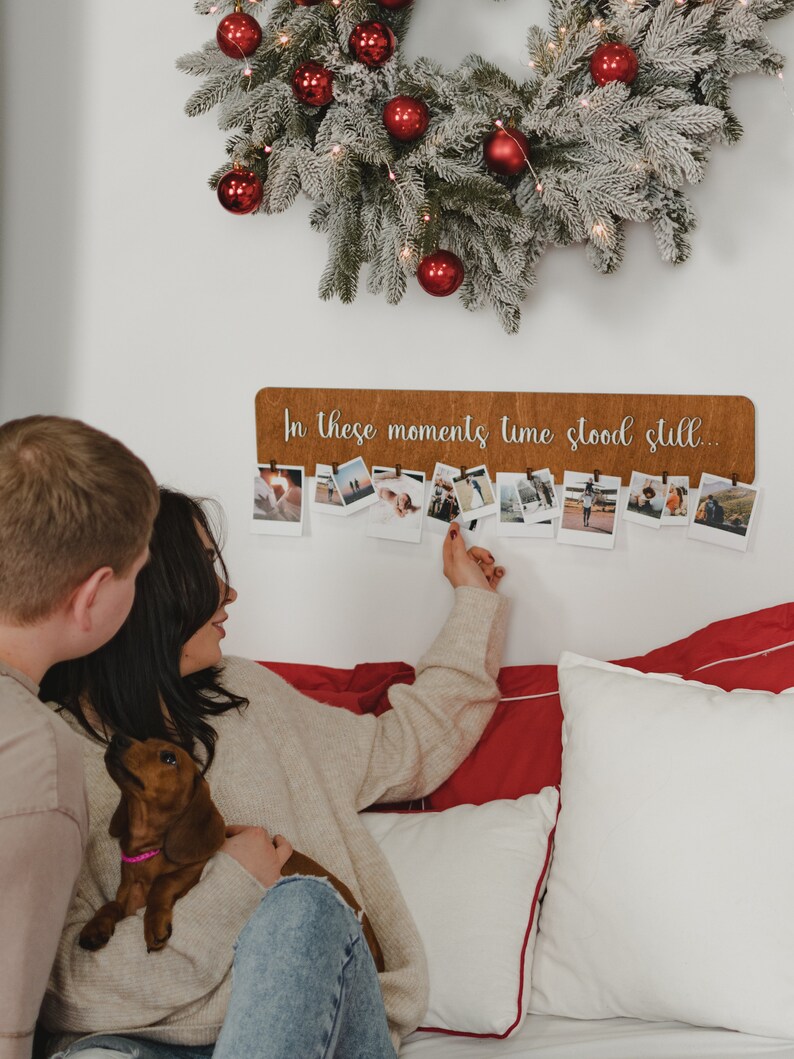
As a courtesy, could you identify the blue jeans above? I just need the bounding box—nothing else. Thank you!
[53,876,397,1059]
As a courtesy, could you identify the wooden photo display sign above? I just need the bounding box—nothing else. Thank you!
[255,389,756,483]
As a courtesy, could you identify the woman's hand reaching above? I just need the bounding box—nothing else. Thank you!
[442,523,505,593]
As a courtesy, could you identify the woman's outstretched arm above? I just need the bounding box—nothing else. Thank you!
[245,526,509,810]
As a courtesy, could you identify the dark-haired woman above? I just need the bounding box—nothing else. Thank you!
[40,490,507,1059]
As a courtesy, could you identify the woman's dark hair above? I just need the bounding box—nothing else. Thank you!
[41,488,247,771]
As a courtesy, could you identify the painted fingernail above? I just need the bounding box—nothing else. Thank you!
[450,530,458,540]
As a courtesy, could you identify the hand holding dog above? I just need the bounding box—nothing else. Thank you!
[222,825,294,889]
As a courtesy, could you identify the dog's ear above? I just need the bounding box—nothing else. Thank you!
[109,796,129,839]
[163,775,226,865]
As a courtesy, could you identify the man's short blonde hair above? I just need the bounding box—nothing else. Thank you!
[0,416,159,624]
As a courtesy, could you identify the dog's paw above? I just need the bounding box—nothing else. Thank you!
[145,919,172,953]
[79,919,114,951]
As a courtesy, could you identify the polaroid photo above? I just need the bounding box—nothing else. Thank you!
[660,476,690,526]
[517,468,561,526]
[688,474,761,552]
[252,465,305,537]
[623,471,670,530]
[367,467,425,544]
[332,456,378,516]
[557,471,621,551]
[426,462,463,534]
[496,473,556,539]
[452,465,497,523]
[312,463,346,517]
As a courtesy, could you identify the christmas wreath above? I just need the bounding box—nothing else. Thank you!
[178,0,792,332]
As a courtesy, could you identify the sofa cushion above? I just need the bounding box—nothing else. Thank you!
[361,789,559,1039]
[529,652,794,1038]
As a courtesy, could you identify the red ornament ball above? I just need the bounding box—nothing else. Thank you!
[417,251,465,298]
[217,166,263,215]
[383,96,429,142]
[349,21,396,67]
[377,0,413,7]
[590,43,639,86]
[483,126,531,176]
[292,61,334,106]
[293,0,324,5]
[216,12,262,59]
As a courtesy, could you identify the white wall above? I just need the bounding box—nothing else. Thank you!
[2,1,794,667]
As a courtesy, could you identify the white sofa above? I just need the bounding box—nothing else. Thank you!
[64,1019,794,1058]
[51,604,794,1059]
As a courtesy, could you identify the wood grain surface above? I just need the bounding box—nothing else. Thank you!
[255,389,755,483]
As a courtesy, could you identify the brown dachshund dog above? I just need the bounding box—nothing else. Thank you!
[80,734,385,970]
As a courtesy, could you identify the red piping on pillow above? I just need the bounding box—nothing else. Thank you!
[414,790,560,1040]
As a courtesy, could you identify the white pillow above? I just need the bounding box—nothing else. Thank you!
[530,652,794,1039]
[361,788,559,1037]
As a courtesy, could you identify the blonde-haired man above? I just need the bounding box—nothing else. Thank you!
[0,416,159,1059]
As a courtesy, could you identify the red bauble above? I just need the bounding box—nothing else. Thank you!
[483,126,531,176]
[217,166,263,215]
[383,96,429,142]
[417,251,465,297]
[590,43,639,86]
[377,0,413,7]
[216,12,262,59]
[349,21,396,67]
[292,61,334,106]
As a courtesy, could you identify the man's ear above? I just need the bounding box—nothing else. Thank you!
[163,776,226,865]
[69,567,115,632]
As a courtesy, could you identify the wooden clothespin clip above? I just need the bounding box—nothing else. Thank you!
[270,460,277,472]
[594,469,601,483]
[332,462,339,475]
[731,471,739,487]
[662,471,668,485]
[526,467,533,480]
[395,463,402,478]
[460,466,467,479]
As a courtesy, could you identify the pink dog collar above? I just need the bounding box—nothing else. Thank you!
[121,848,161,864]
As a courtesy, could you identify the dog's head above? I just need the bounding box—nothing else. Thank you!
[105,734,225,865]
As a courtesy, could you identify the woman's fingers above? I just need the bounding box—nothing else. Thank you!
[443,526,504,592]
[466,545,505,588]
[273,833,294,866]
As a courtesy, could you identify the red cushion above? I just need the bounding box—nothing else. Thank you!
[259,601,794,810]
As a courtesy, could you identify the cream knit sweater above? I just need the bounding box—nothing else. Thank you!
[42,587,507,1055]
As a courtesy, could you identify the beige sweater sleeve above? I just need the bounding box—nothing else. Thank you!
[42,852,265,1034]
[251,586,508,810]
